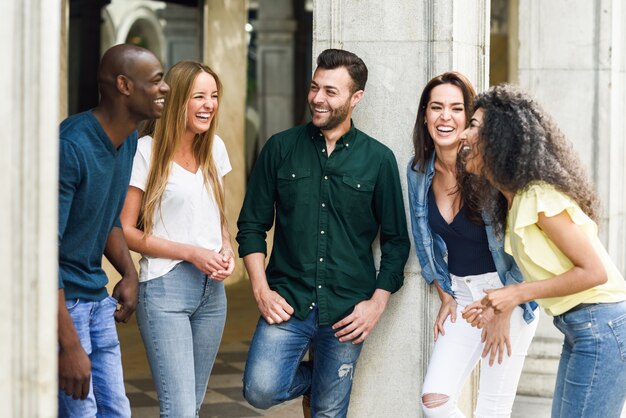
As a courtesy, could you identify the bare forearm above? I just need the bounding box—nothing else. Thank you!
[58,289,80,349]
[220,223,234,253]
[517,266,607,302]
[123,224,198,261]
[243,252,270,297]
[104,227,137,278]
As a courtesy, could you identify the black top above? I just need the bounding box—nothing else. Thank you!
[427,187,496,276]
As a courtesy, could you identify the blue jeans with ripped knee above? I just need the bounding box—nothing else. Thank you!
[243,307,363,418]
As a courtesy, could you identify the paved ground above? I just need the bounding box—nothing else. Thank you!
[126,339,556,418]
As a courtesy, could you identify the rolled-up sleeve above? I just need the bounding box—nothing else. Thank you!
[236,136,279,257]
[373,150,410,292]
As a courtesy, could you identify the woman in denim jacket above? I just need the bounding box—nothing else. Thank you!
[406,72,538,418]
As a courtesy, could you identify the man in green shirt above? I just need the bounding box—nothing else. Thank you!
[237,49,410,417]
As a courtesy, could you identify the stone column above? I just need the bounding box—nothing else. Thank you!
[514,0,626,397]
[0,0,61,416]
[204,0,248,282]
[517,0,626,270]
[253,0,298,146]
[313,1,490,416]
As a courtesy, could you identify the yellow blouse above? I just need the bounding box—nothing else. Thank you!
[505,183,626,316]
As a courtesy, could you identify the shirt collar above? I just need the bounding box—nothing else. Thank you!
[307,120,357,146]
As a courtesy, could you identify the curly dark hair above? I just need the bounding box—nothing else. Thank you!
[473,84,600,233]
[410,71,486,224]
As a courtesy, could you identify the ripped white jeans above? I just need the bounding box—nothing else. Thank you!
[421,272,538,418]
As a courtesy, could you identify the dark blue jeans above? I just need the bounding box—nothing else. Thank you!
[552,301,626,417]
[243,307,363,418]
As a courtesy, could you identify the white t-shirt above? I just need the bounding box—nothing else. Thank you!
[129,135,232,282]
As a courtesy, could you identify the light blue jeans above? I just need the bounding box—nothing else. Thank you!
[552,300,626,417]
[58,296,131,418]
[243,307,363,418]
[136,262,227,418]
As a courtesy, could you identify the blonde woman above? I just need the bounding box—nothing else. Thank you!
[120,60,234,417]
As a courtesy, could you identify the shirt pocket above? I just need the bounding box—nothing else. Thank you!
[337,176,375,216]
[277,167,311,211]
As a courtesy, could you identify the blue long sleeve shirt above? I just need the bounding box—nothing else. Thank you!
[58,111,137,301]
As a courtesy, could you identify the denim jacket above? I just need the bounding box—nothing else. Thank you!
[406,154,537,323]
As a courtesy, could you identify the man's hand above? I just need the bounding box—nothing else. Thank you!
[112,272,138,323]
[480,309,513,366]
[433,293,457,341]
[255,287,294,324]
[59,341,92,400]
[58,289,91,400]
[332,290,390,344]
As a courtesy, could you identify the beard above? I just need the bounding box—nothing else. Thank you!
[309,98,351,131]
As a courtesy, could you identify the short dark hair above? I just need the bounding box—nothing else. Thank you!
[316,49,368,93]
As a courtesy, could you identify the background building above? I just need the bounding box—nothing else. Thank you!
[3,0,625,416]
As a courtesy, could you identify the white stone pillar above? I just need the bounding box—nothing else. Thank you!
[517,0,626,270]
[515,0,626,399]
[254,0,298,145]
[313,1,490,416]
[204,0,248,283]
[0,0,61,416]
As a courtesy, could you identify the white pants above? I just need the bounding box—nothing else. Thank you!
[421,272,538,418]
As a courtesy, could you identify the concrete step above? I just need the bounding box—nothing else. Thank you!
[517,336,562,396]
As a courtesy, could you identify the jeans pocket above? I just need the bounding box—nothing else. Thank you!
[608,312,626,361]
[65,298,81,312]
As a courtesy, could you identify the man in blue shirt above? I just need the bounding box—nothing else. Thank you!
[57,44,169,417]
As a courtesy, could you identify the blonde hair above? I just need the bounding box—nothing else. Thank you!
[139,60,225,236]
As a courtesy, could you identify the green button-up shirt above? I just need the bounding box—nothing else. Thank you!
[236,122,410,325]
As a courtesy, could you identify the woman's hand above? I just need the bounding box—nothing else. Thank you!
[480,309,513,366]
[188,247,229,277]
[211,248,236,281]
[434,293,458,341]
[462,304,495,329]
[480,285,524,314]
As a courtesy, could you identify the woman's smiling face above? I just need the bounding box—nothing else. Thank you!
[460,107,485,175]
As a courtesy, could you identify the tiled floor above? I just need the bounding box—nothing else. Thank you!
[125,341,300,418]
[119,278,302,418]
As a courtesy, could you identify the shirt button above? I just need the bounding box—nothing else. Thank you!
[357,184,361,188]
[346,143,349,147]
[324,176,328,180]
[319,258,324,262]
[321,203,326,207]
[320,230,325,234]
[322,149,326,153]
[309,306,313,309]
[291,173,296,178]
[318,285,322,289]
[312,302,316,306]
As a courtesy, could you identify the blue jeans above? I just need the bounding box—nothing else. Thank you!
[552,301,626,417]
[58,297,131,418]
[136,262,227,418]
[243,307,363,418]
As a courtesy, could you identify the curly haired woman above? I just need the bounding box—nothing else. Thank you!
[461,84,626,418]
